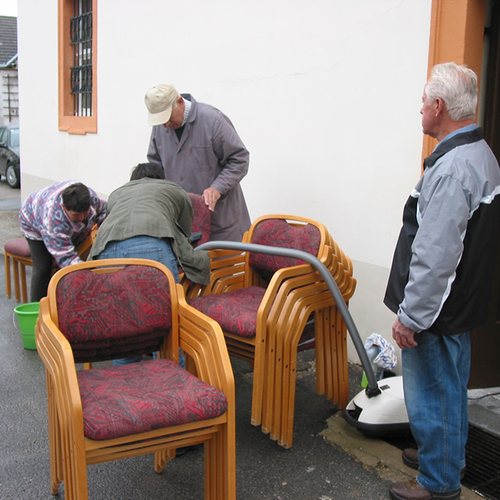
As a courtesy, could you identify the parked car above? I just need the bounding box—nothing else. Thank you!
[0,124,20,188]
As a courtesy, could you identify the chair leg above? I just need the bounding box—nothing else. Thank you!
[260,324,278,434]
[323,307,335,401]
[276,317,304,448]
[315,308,327,396]
[205,438,216,499]
[333,307,349,409]
[12,257,21,303]
[154,449,175,472]
[4,253,12,299]
[46,375,63,495]
[206,425,235,500]
[61,426,89,500]
[250,337,266,427]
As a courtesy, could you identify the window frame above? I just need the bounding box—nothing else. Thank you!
[58,0,97,134]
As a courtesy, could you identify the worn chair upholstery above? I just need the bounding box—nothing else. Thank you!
[186,214,356,448]
[35,258,235,499]
[188,192,211,247]
[4,227,98,303]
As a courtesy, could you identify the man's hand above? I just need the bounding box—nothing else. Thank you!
[203,187,221,212]
[392,318,418,349]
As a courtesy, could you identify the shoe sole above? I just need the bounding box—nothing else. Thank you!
[390,489,461,500]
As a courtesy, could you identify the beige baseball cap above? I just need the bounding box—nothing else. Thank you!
[144,84,180,126]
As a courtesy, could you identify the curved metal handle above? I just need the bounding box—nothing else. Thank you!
[196,241,381,397]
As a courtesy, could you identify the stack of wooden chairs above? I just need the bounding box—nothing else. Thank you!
[184,214,356,448]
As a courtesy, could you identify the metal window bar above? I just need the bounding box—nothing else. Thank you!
[3,74,19,121]
[70,0,93,116]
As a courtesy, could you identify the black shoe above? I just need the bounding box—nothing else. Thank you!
[402,448,465,479]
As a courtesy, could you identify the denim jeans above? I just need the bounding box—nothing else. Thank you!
[95,236,184,367]
[402,330,470,493]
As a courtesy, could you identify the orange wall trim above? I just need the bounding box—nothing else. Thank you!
[423,0,487,161]
[58,0,98,135]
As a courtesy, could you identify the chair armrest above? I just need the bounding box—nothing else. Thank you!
[176,284,234,397]
[36,298,86,436]
[183,249,246,298]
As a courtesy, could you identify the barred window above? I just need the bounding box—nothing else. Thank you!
[70,0,93,117]
[59,0,97,134]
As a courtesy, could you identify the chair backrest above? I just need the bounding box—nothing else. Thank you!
[188,193,211,247]
[75,225,99,261]
[50,260,175,363]
[248,218,322,280]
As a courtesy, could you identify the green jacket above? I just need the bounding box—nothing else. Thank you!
[89,178,209,284]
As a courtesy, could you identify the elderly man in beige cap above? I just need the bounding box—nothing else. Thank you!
[145,84,251,242]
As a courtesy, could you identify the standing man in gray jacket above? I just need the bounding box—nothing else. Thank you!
[385,62,500,500]
[145,84,251,242]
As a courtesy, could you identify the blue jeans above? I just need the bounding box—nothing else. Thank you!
[95,236,184,367]
[402,331,470,493]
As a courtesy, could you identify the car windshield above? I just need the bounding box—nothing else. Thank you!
[10,128,19,147]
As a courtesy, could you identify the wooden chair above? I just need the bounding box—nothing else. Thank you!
[35,258,235,499]
[4,227,98,303]
[186,214,354,447]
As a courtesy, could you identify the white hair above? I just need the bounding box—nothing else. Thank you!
[424,62,478,121]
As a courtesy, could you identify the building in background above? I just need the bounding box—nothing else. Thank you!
[0,15,18,126]
[14,0,500,383]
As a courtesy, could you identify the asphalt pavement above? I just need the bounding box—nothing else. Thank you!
[0,179,481,499]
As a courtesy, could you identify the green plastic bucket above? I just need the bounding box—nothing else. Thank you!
[13,302,40,350]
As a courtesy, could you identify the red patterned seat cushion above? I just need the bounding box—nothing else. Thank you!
[249,220,320,279]
[5,238,31,257]
[188,221,321,339]
[78,359,228,440]
[56,266,172,363]
[189,286,265,338]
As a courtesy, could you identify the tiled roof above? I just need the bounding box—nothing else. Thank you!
[0,16,17,66]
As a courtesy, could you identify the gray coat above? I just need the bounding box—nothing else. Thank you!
[147,94,251,241]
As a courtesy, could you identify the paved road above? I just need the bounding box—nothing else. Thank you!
[0,178,22,252]
[0,177,20,205]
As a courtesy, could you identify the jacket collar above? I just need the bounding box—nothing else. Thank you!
[423,127,484,169]
[180,93,197,124]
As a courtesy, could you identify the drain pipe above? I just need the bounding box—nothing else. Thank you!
[196,241,382,398]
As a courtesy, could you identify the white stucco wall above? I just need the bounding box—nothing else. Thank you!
[17,0,434,371]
